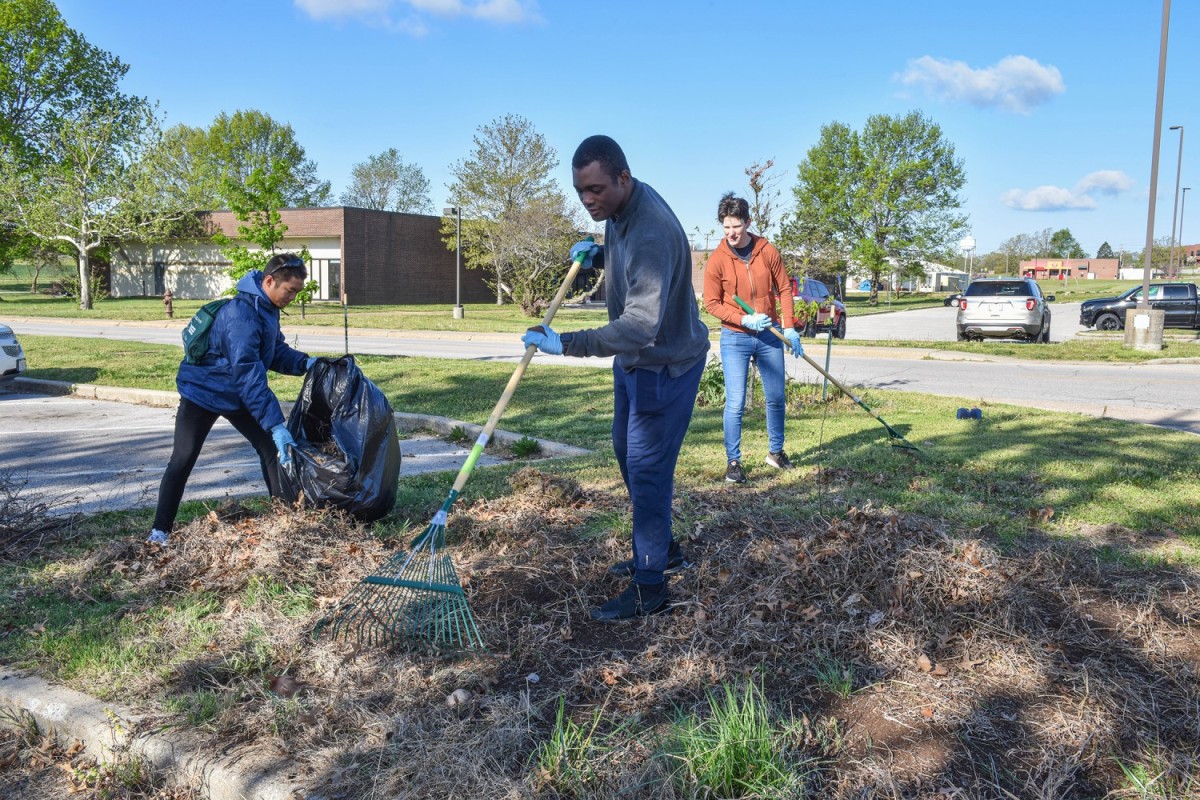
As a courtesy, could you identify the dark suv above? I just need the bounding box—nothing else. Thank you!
[955,278,1054,342]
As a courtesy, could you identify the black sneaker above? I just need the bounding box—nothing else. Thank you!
[765,450,793,470]
[590,582,671,623]
[725,459,747,483]
[607,546,691,577]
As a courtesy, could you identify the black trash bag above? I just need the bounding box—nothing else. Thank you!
[275,355,401,522]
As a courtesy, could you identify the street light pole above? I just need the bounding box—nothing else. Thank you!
[443,205,464,319]
[1181,187,1191,271]
[1168,125,1184,276]
[1139,0,1171,310]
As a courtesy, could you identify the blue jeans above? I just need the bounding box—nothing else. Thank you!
[719,328,786,462]
[612,358,704,586]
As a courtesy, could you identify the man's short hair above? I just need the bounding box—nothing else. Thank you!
[264,252,308,282]
[572,135,630,182]
[717,192,750,224]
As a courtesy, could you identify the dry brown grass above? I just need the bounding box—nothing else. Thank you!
[6,469,1200,798]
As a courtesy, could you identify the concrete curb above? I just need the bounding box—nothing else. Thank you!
[10,377,592,460]
[0,670,302,800]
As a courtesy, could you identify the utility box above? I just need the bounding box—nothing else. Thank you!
[1124,308,1165,351]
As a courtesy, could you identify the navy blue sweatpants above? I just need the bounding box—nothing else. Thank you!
[611,357,704,586]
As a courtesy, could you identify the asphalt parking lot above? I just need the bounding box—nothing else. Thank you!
[0,388,514,520]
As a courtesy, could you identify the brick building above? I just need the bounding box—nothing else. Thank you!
[1018,257,1120,281]
[109,207,494,305]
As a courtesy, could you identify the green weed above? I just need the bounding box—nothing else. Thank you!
[531,696,625,796]
[663,677,810,798]
[812,653,856,698]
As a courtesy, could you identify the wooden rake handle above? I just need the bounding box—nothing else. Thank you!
[447,246,591,495]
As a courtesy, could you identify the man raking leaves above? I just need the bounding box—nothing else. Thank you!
[523,135,710,622]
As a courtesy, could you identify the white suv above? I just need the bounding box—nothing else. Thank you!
[0,323,27,382]
[955,278,1054,343]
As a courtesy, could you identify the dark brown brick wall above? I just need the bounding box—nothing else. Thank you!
[198,207,493,305]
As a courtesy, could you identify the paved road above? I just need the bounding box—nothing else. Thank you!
[6,308,1199,436]
[842,301,1086,342]
[0,388,506,519]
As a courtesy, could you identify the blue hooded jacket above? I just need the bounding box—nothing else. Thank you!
[176,270,309,432]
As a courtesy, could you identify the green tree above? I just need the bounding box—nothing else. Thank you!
[780,111,968,304]
[0,100,191,309]
[1096,241,1114,259]
[0,0,132,162]
[211,161,318,304]
[1048,228,1086,259]
[444,113,580,310]
[340,147,432,212]
[152,109,331,209]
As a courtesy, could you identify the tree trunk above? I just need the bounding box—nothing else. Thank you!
[78,247,93,310]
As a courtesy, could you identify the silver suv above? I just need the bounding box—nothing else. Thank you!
[955,278,1054,342]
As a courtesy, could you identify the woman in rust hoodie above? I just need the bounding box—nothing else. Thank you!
[702,193,803,484]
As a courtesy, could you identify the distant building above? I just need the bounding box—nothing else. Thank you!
[108,207,494,305]
[1019,258,1120,281]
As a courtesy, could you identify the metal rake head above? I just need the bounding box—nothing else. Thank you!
[318,523,485,653]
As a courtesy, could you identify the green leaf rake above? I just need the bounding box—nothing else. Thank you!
[318,243,594,653]
[732,294,921,453]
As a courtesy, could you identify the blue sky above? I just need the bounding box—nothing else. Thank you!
[56,0,1200,258]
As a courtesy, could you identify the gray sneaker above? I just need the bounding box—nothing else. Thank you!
[725,459,747,483]
[765,451,793,470]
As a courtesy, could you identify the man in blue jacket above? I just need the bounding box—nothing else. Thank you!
[522,135,710,622]
[147,253,316,544]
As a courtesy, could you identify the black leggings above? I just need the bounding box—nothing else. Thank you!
[153,397,282,533]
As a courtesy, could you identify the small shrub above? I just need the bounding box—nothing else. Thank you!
[696,360,726,407]
[511,436,543,458]
[447,425,469,444]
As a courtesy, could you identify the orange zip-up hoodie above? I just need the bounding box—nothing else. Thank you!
[702,234,795,332]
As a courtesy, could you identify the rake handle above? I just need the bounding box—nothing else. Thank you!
[448,247,590,495]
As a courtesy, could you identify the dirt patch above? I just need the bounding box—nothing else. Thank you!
[3,470,1200,798]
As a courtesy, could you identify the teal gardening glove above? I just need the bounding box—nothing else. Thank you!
[271,424,296,467]
[783,327,804,357]
[570,240,601,269]
[740,312,771,332]
[522,324,563,355]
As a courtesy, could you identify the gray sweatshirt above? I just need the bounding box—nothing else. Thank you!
[563,179,710,376]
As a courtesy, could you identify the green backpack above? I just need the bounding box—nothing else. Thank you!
[182,298,232,365]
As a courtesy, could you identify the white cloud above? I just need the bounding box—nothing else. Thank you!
[1002,186,1096,211]
[294,0,540,28]
[1003,170,1134,211]
[1075,170,1134,195]
[294,0,391,20]
[897,55,1065,114]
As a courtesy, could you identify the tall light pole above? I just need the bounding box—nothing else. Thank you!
[1181,187,1191,271]
[443,206,464,319]
[1139,0,1171,310]
[1168,125,1184,276]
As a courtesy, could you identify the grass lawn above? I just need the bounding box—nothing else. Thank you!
[2,337,1200,796]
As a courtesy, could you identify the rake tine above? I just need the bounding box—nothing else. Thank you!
[731,294,923,455]
[319,244,595,652]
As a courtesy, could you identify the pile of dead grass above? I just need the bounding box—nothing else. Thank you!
[9,470,1200,798]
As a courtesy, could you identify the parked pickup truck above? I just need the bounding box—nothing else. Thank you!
[1078,282,1200,330]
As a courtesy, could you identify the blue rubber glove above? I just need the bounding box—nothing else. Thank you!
[570,240,601,269]
[305,356,318,370]
[740,312,771,332]
[271,424,296,467]
[783,327,804,357]
[522,324,563,355]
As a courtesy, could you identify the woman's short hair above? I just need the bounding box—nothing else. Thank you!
[264,252,308,282]
[717,192,750,224]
